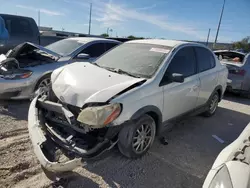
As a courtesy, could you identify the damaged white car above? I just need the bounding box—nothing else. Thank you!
[28,39,228,179]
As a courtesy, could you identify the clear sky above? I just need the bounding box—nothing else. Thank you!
[0,0,249,43]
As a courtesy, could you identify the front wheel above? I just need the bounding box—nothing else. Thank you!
[203,91,219,117]
[35,74,51,96]
[118,114,156,158]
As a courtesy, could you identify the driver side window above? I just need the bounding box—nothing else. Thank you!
[161,47,196,85]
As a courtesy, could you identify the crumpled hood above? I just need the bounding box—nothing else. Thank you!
[8,42,60,60]
[51,62,145,107]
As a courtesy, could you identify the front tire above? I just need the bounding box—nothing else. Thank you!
[118,114,156,158]
[203,91,219,117]
[34,74,51,96]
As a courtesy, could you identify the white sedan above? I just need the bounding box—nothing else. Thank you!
[28,39,228,179]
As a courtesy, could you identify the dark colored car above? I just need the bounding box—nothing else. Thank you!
[0,14,64,54]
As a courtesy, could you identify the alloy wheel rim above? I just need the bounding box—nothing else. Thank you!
[209,95,219,113]
[132,124,153,154]
[38,78,51,95]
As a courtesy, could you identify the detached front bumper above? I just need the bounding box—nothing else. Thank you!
[28,97,82,172]
[28,97,120,173]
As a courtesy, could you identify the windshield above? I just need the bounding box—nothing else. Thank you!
[96,43,171,78]
[45,39,85,56]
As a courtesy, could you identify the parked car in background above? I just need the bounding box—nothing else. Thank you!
[214,50,250,95]
[0,37,121,99]
[28,39,228,179]
[0,14,64,54]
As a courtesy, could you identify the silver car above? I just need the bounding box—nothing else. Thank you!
[0,37,120,99]
[214,50,250,95]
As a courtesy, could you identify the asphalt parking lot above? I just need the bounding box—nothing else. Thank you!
[0,93,249,188]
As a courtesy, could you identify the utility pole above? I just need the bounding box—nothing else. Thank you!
[206,28,211,46]
[38,10,40,27]
[88,3,92,35]
[109,29,113,37]
[213,0,226,49]
[107,27,109,36]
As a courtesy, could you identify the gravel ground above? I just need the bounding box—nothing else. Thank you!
[0,93,249,188]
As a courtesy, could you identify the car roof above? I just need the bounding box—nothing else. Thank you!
[126,39,192,47]
[0,13,33,20]
[65,37,121,43]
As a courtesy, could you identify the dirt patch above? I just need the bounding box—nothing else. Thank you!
[0,101,51,188]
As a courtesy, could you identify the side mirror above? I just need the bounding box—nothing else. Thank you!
[76,53,90,59]
[171,73,184,83]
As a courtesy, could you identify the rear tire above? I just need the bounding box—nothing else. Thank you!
[203,91,219,117]
[118,114,156,158]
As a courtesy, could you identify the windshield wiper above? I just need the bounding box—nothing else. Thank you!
[116,69,141,78]
[101,67,141,78]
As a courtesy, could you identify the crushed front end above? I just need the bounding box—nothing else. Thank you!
[28,88,122,173]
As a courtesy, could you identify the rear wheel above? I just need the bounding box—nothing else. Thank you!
[118,114,156,158]
[203,91,219,117]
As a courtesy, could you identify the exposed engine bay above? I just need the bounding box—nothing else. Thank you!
[0,42,58,77]
[34,87,120,166]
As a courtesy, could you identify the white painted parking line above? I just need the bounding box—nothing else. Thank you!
[212,135,225,144]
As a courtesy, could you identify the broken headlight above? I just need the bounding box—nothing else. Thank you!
[77,103,122,128]
[3,71,33,80]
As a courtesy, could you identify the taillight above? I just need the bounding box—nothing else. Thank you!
[234,69,246,76]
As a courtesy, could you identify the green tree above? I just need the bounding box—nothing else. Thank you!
[232,36,250,52]
[101,33,109,37]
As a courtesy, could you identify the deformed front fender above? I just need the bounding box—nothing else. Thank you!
[130,105,163,135]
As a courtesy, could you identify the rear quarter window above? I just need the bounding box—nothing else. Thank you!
[195,47,215,72]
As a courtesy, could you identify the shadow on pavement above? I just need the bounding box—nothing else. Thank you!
[223,92,250,106]
[59,106,250,188]
[0,99,30,121]
[50,172,100,188]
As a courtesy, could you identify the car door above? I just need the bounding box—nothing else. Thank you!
[160,46,200,121]
[194,47,218,107]
[77,42,106,62]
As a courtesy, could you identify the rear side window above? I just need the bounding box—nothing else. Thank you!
[195,47,215,72]
[105,42,118,52]
[81,43,106,57]
[166,46,196,78]
[4,17,33,37]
